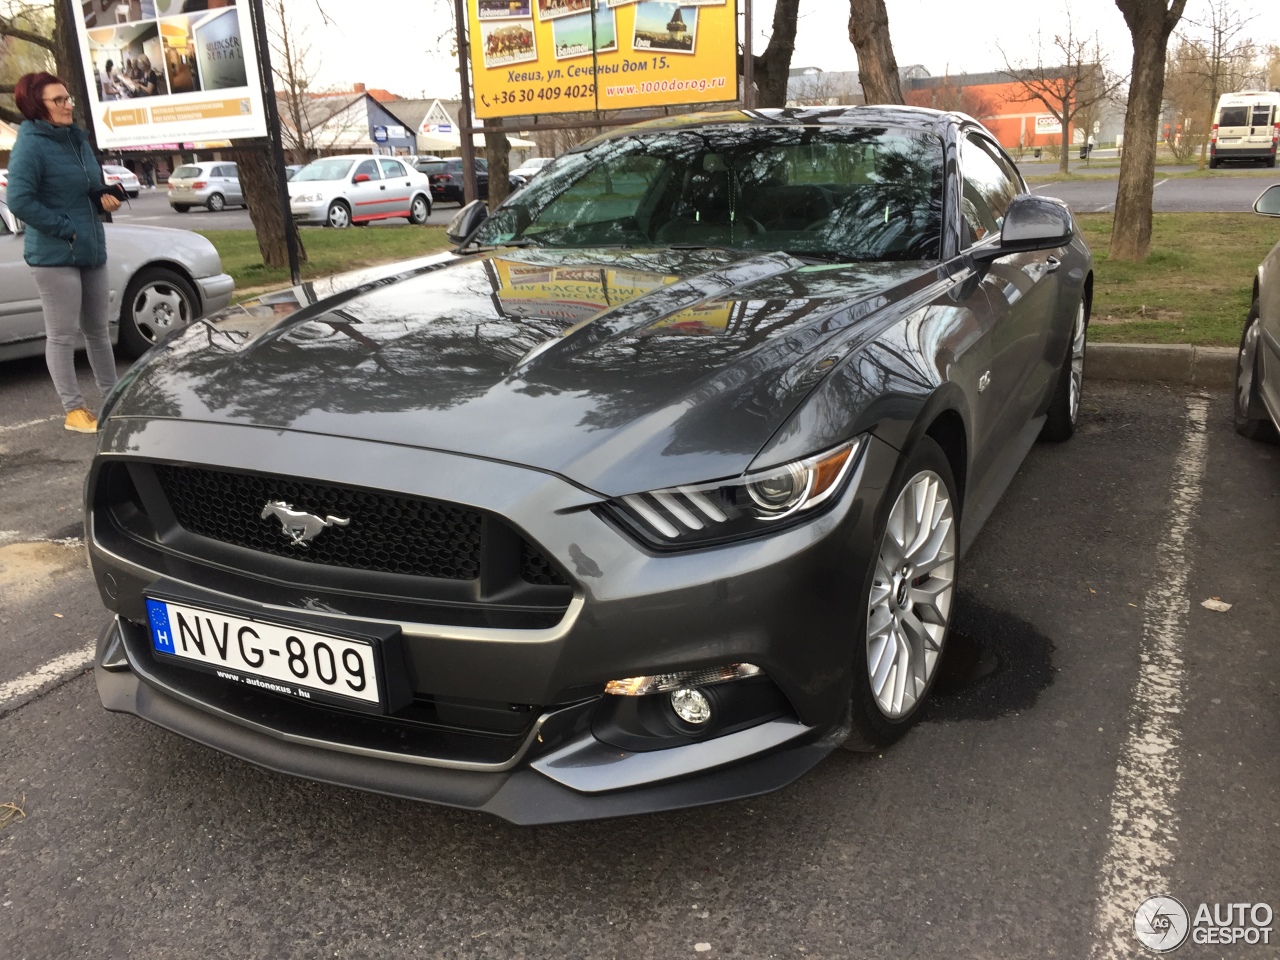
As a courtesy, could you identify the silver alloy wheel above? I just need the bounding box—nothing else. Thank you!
[866,469,957,719]
[131,279,192,343]
[1068,300,1087,423]
[1238,311,1261,415]
[328,202,351,228]
[207,192,224,212]
[411,196,428,223]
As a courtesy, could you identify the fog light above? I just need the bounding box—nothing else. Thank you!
[669,687,712,725]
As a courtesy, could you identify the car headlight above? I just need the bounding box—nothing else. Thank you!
[603,437,865,549]
[291,192,322,203]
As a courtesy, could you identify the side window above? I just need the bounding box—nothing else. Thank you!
[960,134,1019,247]
[1251,105,1272,127]
[213,166,230,178]
[379,159,405,179]
[354,159,380,180]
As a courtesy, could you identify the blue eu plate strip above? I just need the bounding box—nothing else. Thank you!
[146,599,175,654]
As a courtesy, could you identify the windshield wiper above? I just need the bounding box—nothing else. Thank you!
[467,238,541,252]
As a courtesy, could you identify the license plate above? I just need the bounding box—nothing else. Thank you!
[146,598,382,707]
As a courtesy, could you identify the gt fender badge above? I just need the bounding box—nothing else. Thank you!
[978,370,991,393]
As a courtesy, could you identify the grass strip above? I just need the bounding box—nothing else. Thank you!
[198,226,451,295]
[1078,212,1276,346]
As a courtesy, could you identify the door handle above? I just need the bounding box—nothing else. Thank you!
[380,185,386,190]
[1046,256,1061,273]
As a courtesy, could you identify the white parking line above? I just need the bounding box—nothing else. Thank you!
[1032,182,1060,192]
[0,416,59,434]
[0,642,95,710]
[1089,397,1209,959]
[1154,178,1170,189]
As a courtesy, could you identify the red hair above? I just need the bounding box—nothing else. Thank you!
[14,72,66,123]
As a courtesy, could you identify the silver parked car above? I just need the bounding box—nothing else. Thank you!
[168,161,244,214]
[1235,183,1280,440]
[102,164,141,198]
[0,192,234,359]
[288,155,433,228]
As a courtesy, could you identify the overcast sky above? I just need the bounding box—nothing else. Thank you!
[298,0,1280,100]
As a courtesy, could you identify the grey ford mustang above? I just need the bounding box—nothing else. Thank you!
[87,107,1093,823]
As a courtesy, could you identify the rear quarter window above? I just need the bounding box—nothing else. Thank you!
[1219,106,1249,127]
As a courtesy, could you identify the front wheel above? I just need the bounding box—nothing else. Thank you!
[118,267,198,359]
[408,194,431,224]
[1234,299,1279,442]
[845,436,959,751]
[1041,297,1089,441]
[206,192,225,212]
[326,200,352,229]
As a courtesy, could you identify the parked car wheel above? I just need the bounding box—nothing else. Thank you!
[172,204,190,213]
[118,267,198,359]
[1233,299,1279,442]
[1041,297,1089,441]
[845,436,959,751]
[127,190,139,199]
[409,194,431,225]
[326,200,352,229]
[206,193,225,213]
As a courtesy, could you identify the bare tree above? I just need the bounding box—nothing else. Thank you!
[999,16,1123,175]
[1,2,56,126]
[847,0,902,104]
[750,0,799,108]
[1175,0,1256,169]
[787,68,861,106]
[266,0,318,164]
[1111,0,1191,262]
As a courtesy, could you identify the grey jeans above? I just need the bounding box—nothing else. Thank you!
[31,264,118,414]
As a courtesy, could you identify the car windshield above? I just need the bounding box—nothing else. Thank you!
[294,158,356,182]
[172,165,202,178]
[471,125,945,261]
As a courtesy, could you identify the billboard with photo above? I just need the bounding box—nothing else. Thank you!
[72,0,268,149]
[468,0,738,119]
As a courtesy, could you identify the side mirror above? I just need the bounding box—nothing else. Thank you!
[353,173,371,183]
[446,199,489,247]
[971,194,1073,263]
[1254,184,1280,217]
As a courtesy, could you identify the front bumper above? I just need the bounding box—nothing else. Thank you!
[196,273,235,314]
[290,199,330,224]
[87,418,899,822]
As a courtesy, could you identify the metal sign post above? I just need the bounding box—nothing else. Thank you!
[246,0,301,285]
[454,0,479,205]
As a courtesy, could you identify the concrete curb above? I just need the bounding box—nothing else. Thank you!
[1086,343,1236,387]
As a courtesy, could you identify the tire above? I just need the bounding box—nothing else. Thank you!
[326,200,352,229]
[1233,299,1279,443]
[409,194,431,224]
[1041,297,1089,442]
[844,435,960,751]
[127,190,139,198]
[118,267,199,359]
[1209,158,1219,169]
[172,204,190,213]
[206,192,225,213]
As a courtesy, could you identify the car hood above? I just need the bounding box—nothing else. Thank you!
[112,247,932,495]
[101,223,222,276]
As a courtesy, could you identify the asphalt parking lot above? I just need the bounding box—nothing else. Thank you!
[1031,167,1278,213]
[111,187,462,231]
[1,354,1276,958]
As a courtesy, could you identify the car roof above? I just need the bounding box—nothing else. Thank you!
[577,105,973,150]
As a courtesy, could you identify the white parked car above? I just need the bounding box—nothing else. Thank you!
[288,155,433,228]
[0,191,234,359]
[511,157,555,180]
[102,164,141,198]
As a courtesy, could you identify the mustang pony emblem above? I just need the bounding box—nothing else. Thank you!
[260,500,350,547]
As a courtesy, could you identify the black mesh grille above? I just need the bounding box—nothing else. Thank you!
[521,540,567,586]
[153,465,482,580]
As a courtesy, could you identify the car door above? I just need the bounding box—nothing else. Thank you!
[221,163,243,204]
[0,202,46,351]
[348,158,382,222]
[378,158,413,218]
[960,132,1061,433]
[473,158,490,199]
[1259,229,1280,417]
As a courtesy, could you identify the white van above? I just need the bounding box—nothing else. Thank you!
[1211,91,1279,168]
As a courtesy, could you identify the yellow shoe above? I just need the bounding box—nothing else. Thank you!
[64,408,98,434]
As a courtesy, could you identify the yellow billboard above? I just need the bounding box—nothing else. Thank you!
[468,0,739,119]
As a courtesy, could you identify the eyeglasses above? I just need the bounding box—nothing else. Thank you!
[43,96,75,108]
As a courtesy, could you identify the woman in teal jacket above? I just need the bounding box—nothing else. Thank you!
[7,72,121,434]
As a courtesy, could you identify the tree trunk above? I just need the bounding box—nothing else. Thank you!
[752,0,799,108]
[1060,99,1071,175]
[52,1,90,134]
[848,0,902,105]
[484,124,511,211]
[1111,0,1188,261]
[229,147,307,269]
